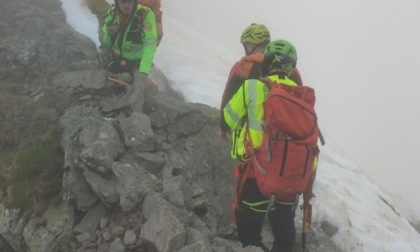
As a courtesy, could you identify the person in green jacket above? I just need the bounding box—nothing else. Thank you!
[100,0,157,77]
[223,40,300,252]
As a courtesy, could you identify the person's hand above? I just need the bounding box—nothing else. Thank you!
[139,72,148,81]
[107,24,119,37]
[137,72,148,85]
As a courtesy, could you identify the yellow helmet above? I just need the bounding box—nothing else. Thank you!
[240,23,270,45]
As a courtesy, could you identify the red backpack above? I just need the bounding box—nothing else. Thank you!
[252,78,320,203]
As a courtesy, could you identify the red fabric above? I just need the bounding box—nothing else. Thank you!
[252,79,319,202]
[263,80,317,143]
[231,162,254,223]
[138,0,163,41]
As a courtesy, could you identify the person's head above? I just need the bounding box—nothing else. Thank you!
[115,0,136,16]
[262,39,297,75]
[240,23,270,56]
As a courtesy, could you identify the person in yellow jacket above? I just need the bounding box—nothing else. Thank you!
[219,23,302,140]
[223,40,300,252]
[100,0,157,77]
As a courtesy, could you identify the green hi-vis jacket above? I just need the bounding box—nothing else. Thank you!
[100,4,157,75]
[223,74,298,160]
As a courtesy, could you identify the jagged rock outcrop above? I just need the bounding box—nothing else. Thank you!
[0,0,239,251]
[0,1,98,82]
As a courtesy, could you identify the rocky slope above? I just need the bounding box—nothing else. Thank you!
[0,0,239,251]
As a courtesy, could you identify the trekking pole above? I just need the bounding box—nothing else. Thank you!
[96,49,101,70]
[302,205,308,251]
[107,76,130,88]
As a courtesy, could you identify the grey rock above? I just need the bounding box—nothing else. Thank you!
[123,230,136,245]
[83,169,119,204]
[185,227,208,246]
[177,241,212,252]
[241,246,265,252]
[102,231,112,242]
[110,238,125,252]
[118,112,154,152]
[100,96,131,116]
[0,235,15,252]
[167,110,208,143]
[163,176,192,208]
[0,204,23,251]
[144,91,196,124]
[74,202,107,235]
[62,168,99,211]
[172,126,236,232]
[112,162,159,211]
[124,151,166,175]
[79,116,124,173]
[210,236,243,252]
[23,219,58,252]
[0,1,97,80]
[125,72,146,113]
[99,217,109,229]
[140,203,186,252]
[75,233,91,243]
[52,70,108,94]
[149,109,167,128]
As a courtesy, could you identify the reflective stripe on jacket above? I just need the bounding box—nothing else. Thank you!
[223,74,298,160]
[100,4,157,75]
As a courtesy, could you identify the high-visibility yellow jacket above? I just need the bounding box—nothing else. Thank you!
[223,74,298,160]
[100,4,157,75]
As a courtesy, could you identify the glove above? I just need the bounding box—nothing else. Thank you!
[137,72,149,89]
[139,72,148,81]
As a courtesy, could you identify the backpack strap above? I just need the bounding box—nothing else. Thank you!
[242,82,254,159]
[104,5,118,46]
[318,129,326,146]
[242,78,272,158]
[137,5,149,26]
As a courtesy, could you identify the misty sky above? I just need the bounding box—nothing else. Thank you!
[162,0,420,215]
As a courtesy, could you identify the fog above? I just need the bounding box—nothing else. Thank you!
[163,0,420,217]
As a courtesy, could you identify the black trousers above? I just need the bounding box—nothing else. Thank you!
[235,179,296,252]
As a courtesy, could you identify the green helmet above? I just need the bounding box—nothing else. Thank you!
[240,23,270,45]
[263,39,297,72]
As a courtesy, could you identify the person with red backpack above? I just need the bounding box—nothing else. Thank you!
[223,40,319,252]
[219,24,302,140]
[100,0,157,77]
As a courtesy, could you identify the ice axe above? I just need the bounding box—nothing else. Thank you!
[302,205,309,251]
[107,76,130,88]
[302,172,317,251]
